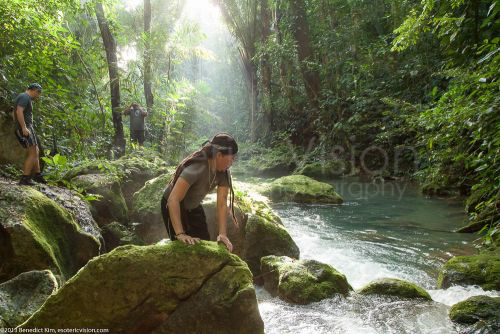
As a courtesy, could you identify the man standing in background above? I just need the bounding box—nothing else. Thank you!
[123,102,148,147]
[14,83,46,185]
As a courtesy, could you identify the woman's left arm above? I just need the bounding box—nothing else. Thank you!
[216,185,233,252]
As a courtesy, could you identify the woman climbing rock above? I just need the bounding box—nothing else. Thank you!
[161,133,239,251]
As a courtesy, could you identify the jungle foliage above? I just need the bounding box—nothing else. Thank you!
[0,0,498,241]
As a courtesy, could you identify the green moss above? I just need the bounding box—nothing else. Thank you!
[243,215,300,276]
[132,173,173,215]
[0,183,99,283]
[358,278,432,300]
[233,145,297,177]
[437,252,500,291]
[234,186,282,225]
[294,161,344,179]
[0,270,58,327]
[260,256,352,305]
[72,174,128,224]
[20,242,263,333]
[449,295,500,324]
[263,175,343,204]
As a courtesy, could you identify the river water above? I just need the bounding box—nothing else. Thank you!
[252,178,499,334]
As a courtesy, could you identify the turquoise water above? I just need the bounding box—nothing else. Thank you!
[248,178,499,334]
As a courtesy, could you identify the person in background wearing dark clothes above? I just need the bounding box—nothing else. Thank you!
[14,83,46,186]
[123,102,147,146]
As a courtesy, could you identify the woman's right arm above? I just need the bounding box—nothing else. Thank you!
[167,177,200,245]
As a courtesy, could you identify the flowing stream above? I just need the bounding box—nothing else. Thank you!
[249,178,499,334]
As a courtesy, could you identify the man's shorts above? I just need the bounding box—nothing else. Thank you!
[14,124,38,148]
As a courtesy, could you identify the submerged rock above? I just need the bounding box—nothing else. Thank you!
[263,175,343,204]
[437,253,500,291]
[0,270,58,327]
[0,179,100,283]
[131,173,173,243]
[20,242,264,334]
[260,255,352,304]
[358,278,432,300]
[449,295,500,325]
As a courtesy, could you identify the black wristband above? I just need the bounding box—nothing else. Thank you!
[176,232,186,237]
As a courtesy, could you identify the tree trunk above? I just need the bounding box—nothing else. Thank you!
[289,0,321,110]
[217,0,259,142]
[95,2,125,156]
[144,0,154,115]
[275,1,298,114]
[260,0,273,143]
[239,48,258,143]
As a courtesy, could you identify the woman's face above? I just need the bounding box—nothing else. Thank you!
[215,152,236,171]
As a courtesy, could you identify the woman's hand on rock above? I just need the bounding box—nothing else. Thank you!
[176,234,200,245]
[217,234,233,252]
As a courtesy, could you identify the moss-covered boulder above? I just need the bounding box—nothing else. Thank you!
[64,152,167,208]
[20,242,264,334]
[449,295,500,325]
[242,214,300,277]
[37,184,103,246]
[0,111,25,169]
[101,221,144,252]
[111,153,169,207]
[260,255,352,304]
[0,270,58,327]
[202,182,299,278]
[202,193,246,251]
[131,172,173,243]
[437,253,500,291]
[358,278,432,300]
[294,161,344,179]
[0,180,100,283]
[71,173,128,226]
[263,175,343,204]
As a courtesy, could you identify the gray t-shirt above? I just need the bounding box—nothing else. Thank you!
[163,161,230,209]
[129,107,145,131]
[14,93,33,126]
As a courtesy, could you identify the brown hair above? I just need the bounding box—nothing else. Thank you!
[168,133,239,225]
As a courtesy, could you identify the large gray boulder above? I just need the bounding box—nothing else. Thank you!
[36,184,103,246]
[0,270,58,327]
[0,178,100,284]
[131,173,173,243]
[20,242,264,334]
[0,111,25,168]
